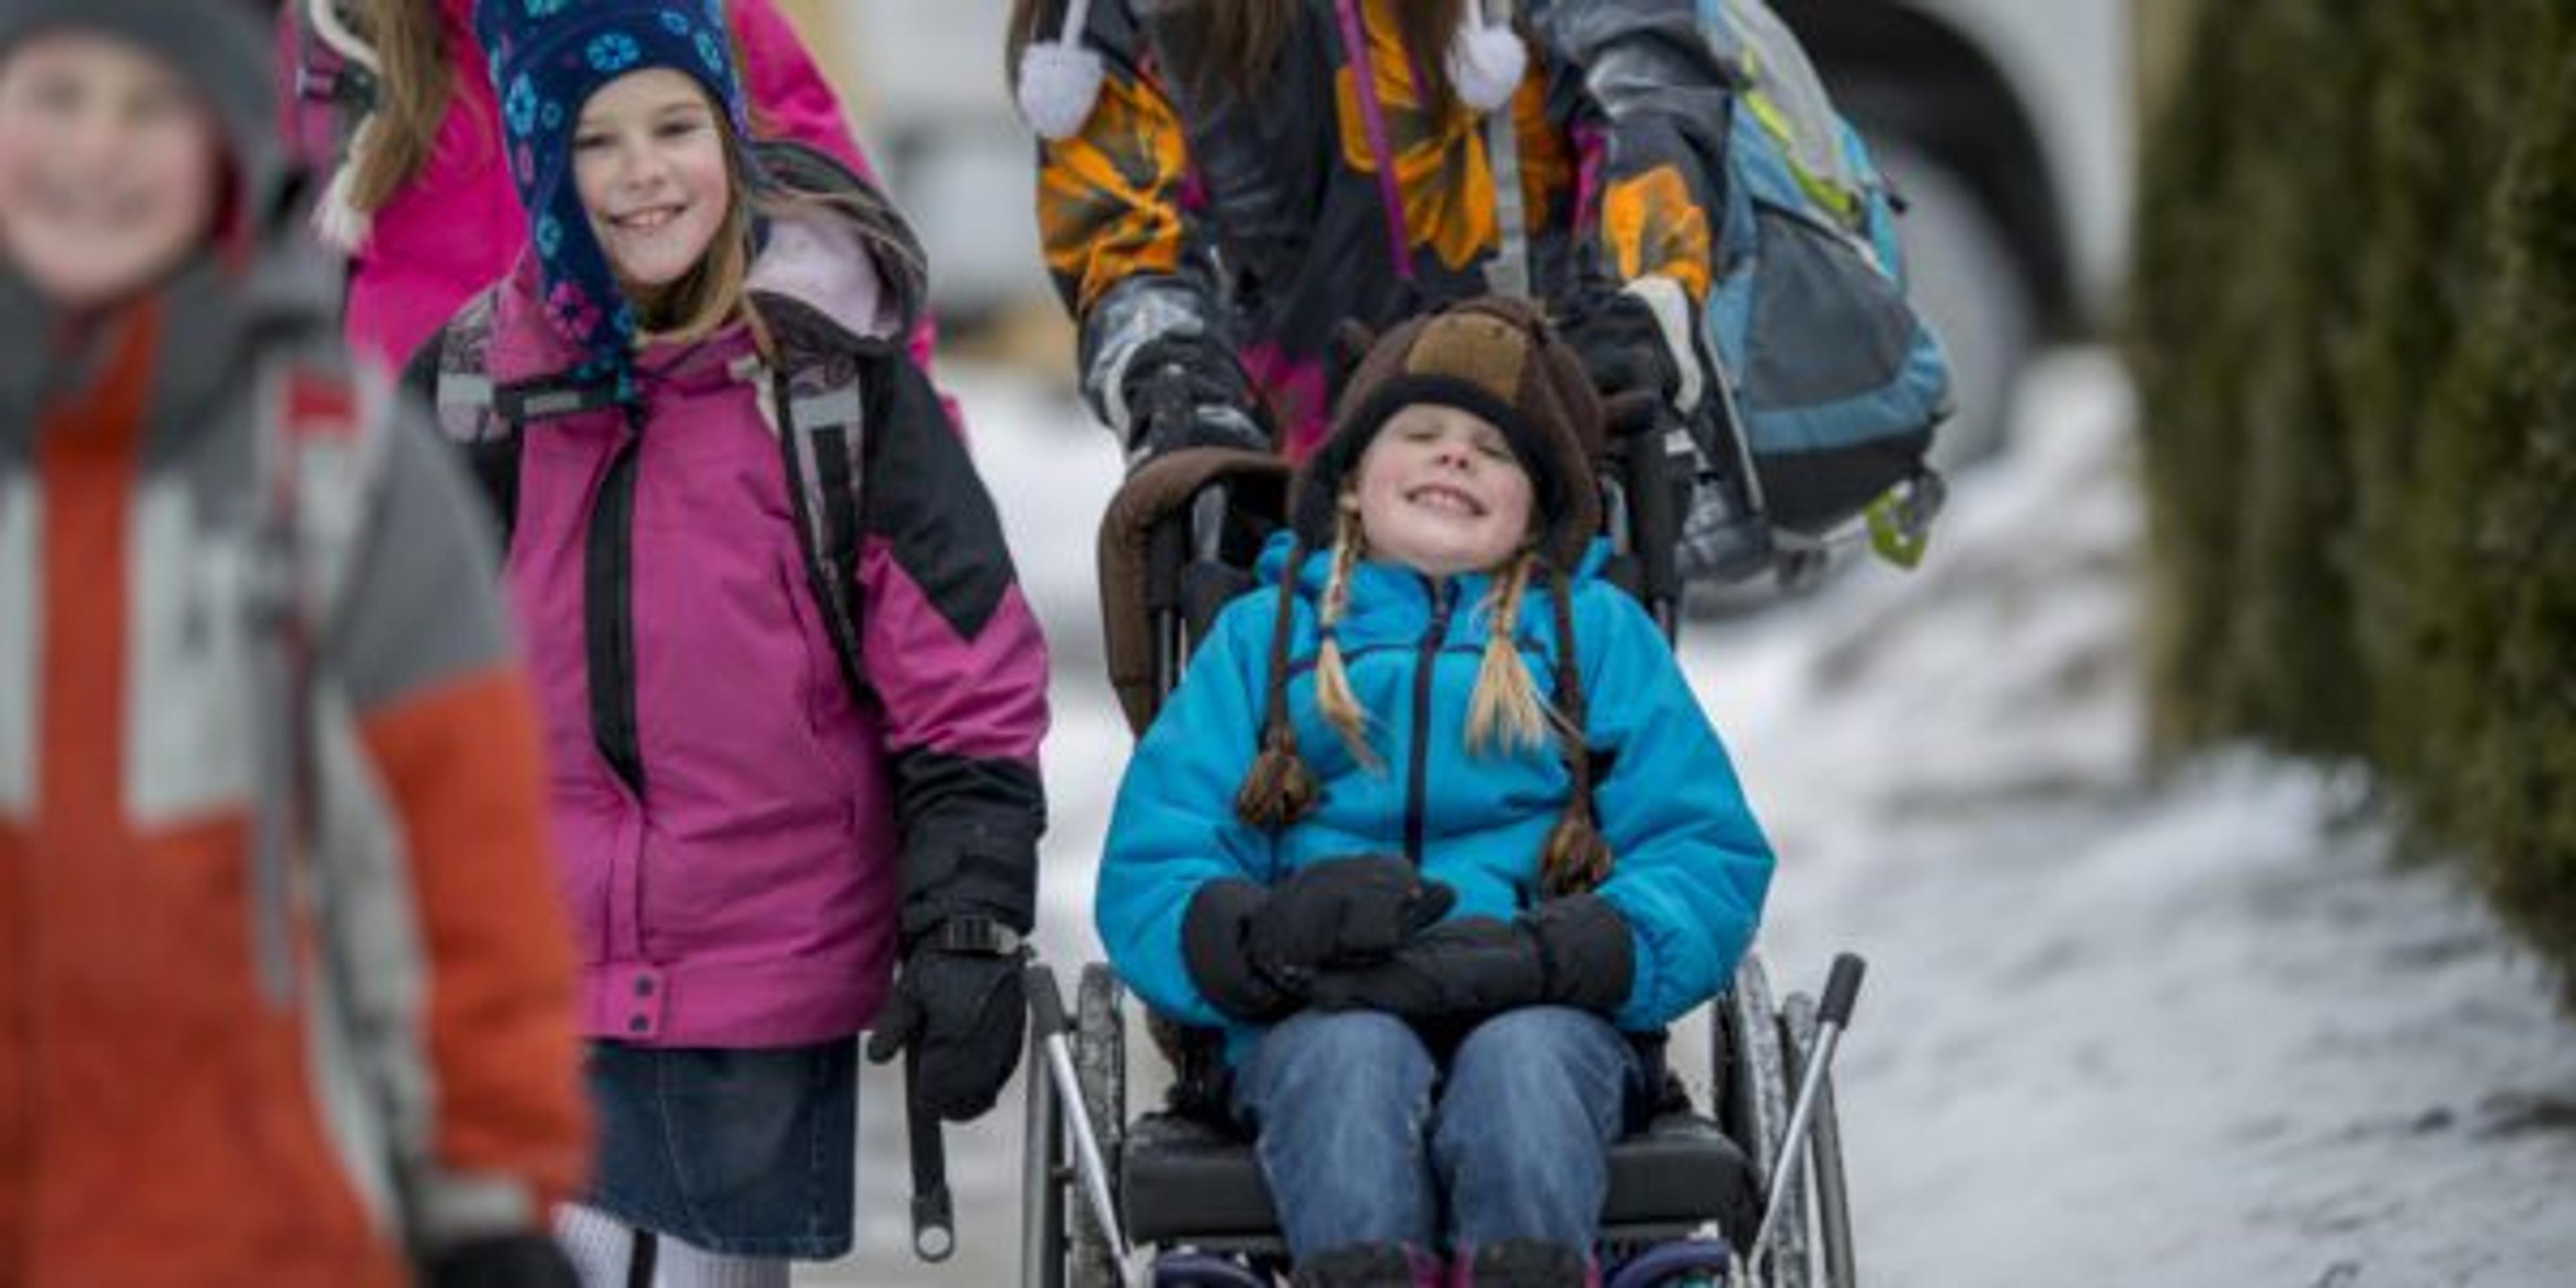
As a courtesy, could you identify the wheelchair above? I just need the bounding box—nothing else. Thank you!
[1017,418,1864,1287]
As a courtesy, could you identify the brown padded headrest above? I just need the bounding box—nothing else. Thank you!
[1095,447,1293,736]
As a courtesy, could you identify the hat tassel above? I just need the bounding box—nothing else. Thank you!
[1448,10,1525,114]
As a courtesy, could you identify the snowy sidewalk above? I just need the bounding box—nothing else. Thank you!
[1687,352,2576,1288]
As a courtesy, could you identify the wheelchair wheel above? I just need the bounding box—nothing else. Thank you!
[1067,965,1129,1288]
[1722,955,1811,1288]
[1782,994,1856,1288]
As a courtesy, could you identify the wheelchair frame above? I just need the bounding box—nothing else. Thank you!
[1019,419,1862,1287]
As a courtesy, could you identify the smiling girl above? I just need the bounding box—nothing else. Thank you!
[284,0,896,375]
[1095,298,1774,1285]
[411,3,1051,1285]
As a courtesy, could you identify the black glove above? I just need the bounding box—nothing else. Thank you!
[1559,286,1682,429]
[421,1232,578,1288]
[1181,856,1456,1022]
[865,944,1028,1121]
[1306,894,1635,1023]
[1122,343,1271,466]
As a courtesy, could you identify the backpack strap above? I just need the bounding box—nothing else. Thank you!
[755,350,878,710]
[249,355,392,1008]
[1478,0,1533,300]
[414,296,623,555]
[419,299,879,710]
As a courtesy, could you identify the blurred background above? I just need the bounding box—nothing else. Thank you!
[718,1,2575,1283]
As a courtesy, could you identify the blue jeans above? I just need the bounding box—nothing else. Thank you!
[1230,1006,1646,1260]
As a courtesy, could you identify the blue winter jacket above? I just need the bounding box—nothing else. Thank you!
[1095,535,1774,1063]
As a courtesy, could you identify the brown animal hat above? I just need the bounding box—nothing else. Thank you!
[1241,296,1615,896]
[1294,296,1606,571]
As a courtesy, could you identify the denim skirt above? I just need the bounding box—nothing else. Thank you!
[585,1037,859,1258]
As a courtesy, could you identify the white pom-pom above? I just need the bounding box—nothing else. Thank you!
[1016,42,1106,141]
[1448,21,1526,114]
[309,117,376,253]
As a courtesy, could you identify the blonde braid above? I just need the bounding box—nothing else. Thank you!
[1466,551,1552,756]
[1312,508,1379,767]
[1235,540,1321,828]
[1540,570,1611,895]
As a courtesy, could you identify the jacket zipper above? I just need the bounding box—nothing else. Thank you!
[1403,575,1453,864]
[585,417,645,796]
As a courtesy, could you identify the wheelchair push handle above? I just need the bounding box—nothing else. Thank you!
[1618,405,1688,632]
[1820,953,1865,1029]
[1748,954,1868,1280]
[1027,961,1071,1037]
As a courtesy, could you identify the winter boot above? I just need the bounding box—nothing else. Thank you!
[1450,1239,1595,1288]
[1297,1241,1444,1288]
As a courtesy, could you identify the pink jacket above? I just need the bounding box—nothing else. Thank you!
[288,0,892,370]
[413,187,1049,1048]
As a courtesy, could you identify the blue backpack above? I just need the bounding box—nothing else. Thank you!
[1685,0,1953,577]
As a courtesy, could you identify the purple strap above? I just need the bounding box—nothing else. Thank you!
[1334,0,1415,282]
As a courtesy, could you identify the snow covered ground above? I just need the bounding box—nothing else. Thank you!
[815,350,2576,1286]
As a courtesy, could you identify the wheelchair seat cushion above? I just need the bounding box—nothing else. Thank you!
[1118,1110,1760,1248]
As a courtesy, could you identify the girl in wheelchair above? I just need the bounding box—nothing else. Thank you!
[1097,298,1776,1287]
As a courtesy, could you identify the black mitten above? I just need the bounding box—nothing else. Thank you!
[1180,856,1454,1021]
[421,1232,578,1288]
[1247,854,1456,983]
[1307,894,1635,1022]
[864,945,1028,1121]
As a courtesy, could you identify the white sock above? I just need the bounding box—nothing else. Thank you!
[655,1239,790,1288]
[553,1203,638,1288]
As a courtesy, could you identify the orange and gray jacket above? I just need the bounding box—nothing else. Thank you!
[1030,0,1730,453]
[0,7,586,1283]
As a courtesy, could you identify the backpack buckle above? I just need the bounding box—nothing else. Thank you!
[1864,471,1946,570]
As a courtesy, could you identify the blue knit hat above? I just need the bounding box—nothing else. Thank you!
[474,0,754,385]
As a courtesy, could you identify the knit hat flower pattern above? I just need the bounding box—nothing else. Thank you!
[474,0,753,385]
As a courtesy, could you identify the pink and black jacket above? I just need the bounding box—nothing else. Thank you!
[407,145,1050,1048]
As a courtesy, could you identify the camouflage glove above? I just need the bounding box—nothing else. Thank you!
[1121,340,1271,468]
[1558,276,1705,427]
[1563,288,1675,399]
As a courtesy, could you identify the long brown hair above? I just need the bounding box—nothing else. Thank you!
[631,140,927,364]
[343,0,452,215]
[1006,0,1466,107]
